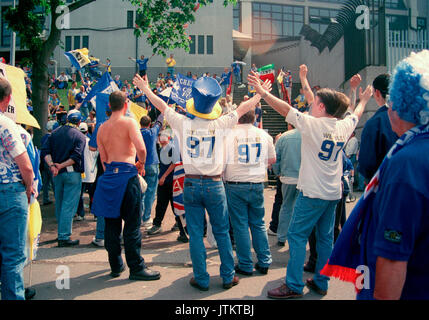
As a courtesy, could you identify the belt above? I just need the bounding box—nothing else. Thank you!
[225,181,264,185]
[185,174,222,181]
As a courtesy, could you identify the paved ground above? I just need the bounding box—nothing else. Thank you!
[22,187,361,300]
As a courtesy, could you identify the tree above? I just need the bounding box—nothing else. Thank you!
[5,0,236,146]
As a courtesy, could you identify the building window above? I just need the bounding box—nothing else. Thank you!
[73,35,81,50]
[189,35,196,54]
[309,7,339,34]
[206,35,213,54]
[127,10,134,28]
[82,35,89,49]
[252,2,304,40]
[198,35,204,54]
[65,36,72,51]
[233,2,241,31]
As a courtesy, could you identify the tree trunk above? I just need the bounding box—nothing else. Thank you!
[31,50,50,148]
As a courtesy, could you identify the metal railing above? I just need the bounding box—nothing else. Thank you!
[387,27,429,73]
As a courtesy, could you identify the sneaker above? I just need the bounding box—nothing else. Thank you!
[92,238,104,247]
[306,278,327,296]
[238,84,246,88]
[177,234,189,243]
[74,215,84,221]
[267,284,302,299]
[142,219,153,228]
[346,198,351,203]
[147,225,161,235]
[267,228,277,236]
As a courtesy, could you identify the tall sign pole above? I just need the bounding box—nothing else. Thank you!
[9,0,16,66]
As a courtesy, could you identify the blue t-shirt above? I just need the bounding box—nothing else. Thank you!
[357,134,429,300]
[136,58,149,71]
[140,115,164,167]
[220,72,231,85]
[133,88,145,103]
[231,63,241,75]
[358,106,398,181]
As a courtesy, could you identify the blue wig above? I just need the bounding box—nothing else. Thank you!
[389,50,429,125]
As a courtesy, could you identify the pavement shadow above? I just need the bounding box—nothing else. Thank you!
[29,268,133,300]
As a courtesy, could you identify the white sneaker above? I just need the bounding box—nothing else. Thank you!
[74,215,84,221]
[142,219,153,229]
[267,228,277,236]
[92,238,104,247]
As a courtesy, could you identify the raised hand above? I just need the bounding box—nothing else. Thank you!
[133,74,149,92]
[359,85,374,104]
[299,65,308,79]
[261,79,272,93]
[350,74,362,91]
[247,71,264,95]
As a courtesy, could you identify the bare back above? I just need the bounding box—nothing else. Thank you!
[97,114,146,166]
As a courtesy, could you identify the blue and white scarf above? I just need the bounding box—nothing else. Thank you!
[321,123,429,291]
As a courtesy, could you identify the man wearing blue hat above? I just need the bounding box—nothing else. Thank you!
[42,110,87,247]
[133,73,271,291]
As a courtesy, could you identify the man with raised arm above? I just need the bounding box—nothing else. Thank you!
[133,74,271,291]
[92,91,161,281]
[248,68,373,299]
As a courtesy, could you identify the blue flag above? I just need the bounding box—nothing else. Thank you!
[84,72,119,104]
[170,74,195,108]
[64,48,91,70]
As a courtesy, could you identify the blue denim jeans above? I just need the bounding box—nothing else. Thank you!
[167,67,175,76]
[0,182,28,300]
[184,178,235,288]
[53,171,82,241]
[95,216,105,240]
[225,183,272,273]
[234,72,241,84]
[277,183,299,243]
[285,192,339,294]
[141,164,159,222]
[221,84,228,97]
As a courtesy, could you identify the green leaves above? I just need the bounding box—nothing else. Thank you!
[129,0,236,56]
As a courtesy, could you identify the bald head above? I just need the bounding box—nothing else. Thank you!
[109,91,126,112]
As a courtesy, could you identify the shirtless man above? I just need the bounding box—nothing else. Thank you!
[92,91,161,281]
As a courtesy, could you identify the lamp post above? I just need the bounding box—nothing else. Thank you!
[9,0,16,66]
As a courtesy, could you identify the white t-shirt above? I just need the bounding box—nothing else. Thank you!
[0,113,27,184]
[345,136,359,157]
[164,106,239,176]
[82,137,98,183]
[286,108,359,200]
[223,124,275,183]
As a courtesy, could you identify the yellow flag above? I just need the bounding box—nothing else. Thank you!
[128,101,148,123]
[27,200,42,261]
[0,62,40,129]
